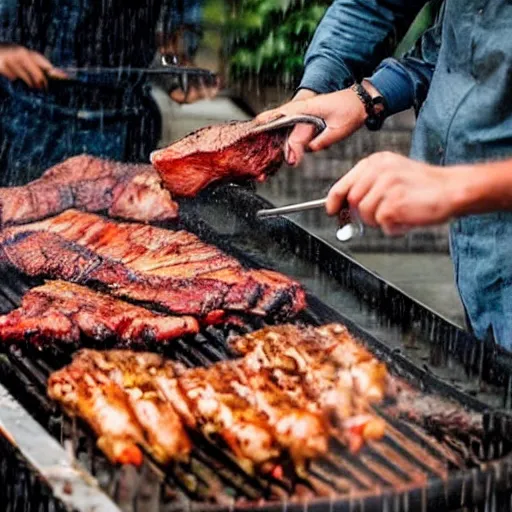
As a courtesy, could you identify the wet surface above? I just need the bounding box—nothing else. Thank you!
[191,198,504,410]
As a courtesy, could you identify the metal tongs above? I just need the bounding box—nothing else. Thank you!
[47,54,218,89]
[257,198,364,242]
[254,114,363,242]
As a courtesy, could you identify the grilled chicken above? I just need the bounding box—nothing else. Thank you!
[211,360,329,474]
[48,322,389,469]
[48,363,146,466]
[150,119,286,197]
[155,364,279,474]
[0,210,306,320]
[0,154,178,226]
[72,350,192,465]
[0,281,199,347]
[229,324,388,447]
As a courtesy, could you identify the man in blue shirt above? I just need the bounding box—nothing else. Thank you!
[0,0,214,185]
[260,0,512,350]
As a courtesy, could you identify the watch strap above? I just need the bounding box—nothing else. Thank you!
[350,82,386,131]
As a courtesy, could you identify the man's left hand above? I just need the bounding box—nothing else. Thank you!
[326,152,465,235]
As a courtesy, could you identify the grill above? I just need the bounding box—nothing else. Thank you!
[1,184,512,511]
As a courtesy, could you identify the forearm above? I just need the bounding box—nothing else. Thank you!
[454,160,512,217]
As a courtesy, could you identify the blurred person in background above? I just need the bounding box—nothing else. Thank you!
[0,0,217,186]
[259,0,512,349]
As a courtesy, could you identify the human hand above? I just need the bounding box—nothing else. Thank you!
[256,86,367,167]
[169,75,220,104]
[326,152,464,235]
[0,45,67,88]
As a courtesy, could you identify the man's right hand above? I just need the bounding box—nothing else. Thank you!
[257,86,369,167]
[0,45,67,89]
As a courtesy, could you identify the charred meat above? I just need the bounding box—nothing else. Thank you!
[70,350,192,465]
[0,281,199,347]
[0,154,178,226]
[150,119,286,197]
[0,210,306,320]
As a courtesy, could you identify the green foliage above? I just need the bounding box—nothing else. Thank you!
[223,0,437,83]
[226,0,329,82]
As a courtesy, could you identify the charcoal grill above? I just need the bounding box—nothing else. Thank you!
[1,184,512,511]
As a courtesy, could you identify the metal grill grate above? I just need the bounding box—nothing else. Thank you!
[0,186,512,510]
[0,272,511,512]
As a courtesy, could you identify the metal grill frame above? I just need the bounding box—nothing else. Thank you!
[1,184,512,511]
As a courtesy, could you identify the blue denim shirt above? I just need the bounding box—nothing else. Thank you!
[300,0,512,349]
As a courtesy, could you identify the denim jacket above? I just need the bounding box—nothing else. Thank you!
[300,0,512,349]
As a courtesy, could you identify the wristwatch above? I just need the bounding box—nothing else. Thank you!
[350,82,386,131]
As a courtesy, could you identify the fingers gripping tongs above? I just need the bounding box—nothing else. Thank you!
[253,114,363,242]
[256,198,364,242]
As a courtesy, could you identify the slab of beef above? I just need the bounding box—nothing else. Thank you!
[0,210,306,320]
[150,119,286,197]
[48,349,192,466]
[0,281,199,347]
[0,154,178,226]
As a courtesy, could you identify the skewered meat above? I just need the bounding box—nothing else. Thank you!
[48,361,147,466]
[0,281,199,347]
[150,119,286,197]
[0,154,178,226]
[0,210,306,319]
[71,350,192,465]
[155,364,280,474]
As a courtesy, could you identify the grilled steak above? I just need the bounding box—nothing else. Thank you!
[0,154,178,226]
[0,210,306,320]
[0,281,199,347]
[71,350,192,465]
[150,119,286,197]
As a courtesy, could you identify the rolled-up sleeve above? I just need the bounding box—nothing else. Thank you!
[299,0,428,94]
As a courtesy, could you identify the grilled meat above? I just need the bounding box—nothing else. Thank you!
[0,154,178,226]
[211,360,329,473]
[0,281,199,347]
[229,324,388,447]
[48,321,390,470]
[0,210,306,319]
[155,364,280,474]
[48,362,146,466]
[150,119,286,197]
[72,350,192,465]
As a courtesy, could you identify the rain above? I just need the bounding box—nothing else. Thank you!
[0,1,511,511]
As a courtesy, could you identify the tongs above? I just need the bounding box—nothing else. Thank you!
[47,54,217,88]
[256,197,364,242]
[249,114,327,136]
